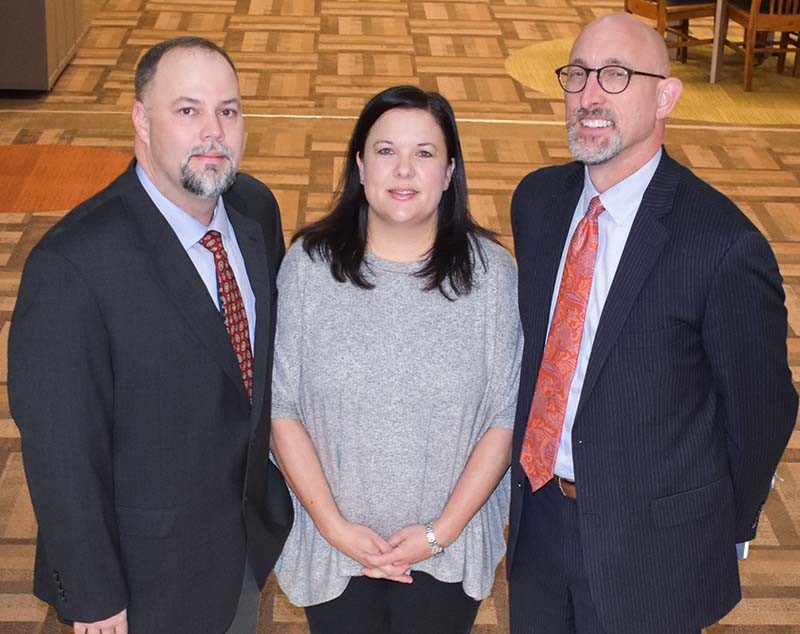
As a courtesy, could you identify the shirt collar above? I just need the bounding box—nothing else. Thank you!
[582,148,662,226]
[135,162,230,250]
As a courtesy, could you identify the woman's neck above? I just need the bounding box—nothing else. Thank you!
[366,221,436,263]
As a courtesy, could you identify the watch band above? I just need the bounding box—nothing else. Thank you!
[425,521,445,557]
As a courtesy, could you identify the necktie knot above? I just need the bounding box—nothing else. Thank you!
[586,196,605,220]
[200,230,223,253]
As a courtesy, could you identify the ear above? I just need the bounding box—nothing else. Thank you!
[443,157,455,191]
[655,77,683,120]
[355,151,365,184]
[131,100,150,145]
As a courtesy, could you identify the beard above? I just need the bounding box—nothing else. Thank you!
[567,108,621,165]
[180,142,237,198]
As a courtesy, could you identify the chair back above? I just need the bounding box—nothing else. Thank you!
[749,0,800,33]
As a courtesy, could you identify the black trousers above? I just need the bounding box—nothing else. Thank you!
[304,571,481,634]
[508,479,701,634]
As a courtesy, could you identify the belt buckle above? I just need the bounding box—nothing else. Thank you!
[556,476,576,499]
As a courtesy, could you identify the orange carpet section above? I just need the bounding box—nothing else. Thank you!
[0,144,131,213]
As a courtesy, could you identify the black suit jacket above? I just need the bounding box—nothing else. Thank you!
[508,150,797,634]
[8,162,293,633]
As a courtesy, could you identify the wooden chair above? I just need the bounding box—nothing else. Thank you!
[722,0,800,90]
[777,29,800,75]
[625,0,717,62]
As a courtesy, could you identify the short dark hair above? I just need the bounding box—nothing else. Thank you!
[294,85,496,299]
[134,37,237,101]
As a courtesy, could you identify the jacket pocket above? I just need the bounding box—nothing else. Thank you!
[651,476,734,528]
[116,506,175,538]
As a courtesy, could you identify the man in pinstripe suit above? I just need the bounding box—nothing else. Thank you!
[507,13,797,634]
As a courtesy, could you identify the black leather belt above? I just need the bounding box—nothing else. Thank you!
[555,476,576,499]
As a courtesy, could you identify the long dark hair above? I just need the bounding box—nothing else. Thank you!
[294,85,497,298]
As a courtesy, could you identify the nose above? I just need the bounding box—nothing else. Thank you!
[579,71,606,110]
[201,112,224,142]
[394,152,414,178]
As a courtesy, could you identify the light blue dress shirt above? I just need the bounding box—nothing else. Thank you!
[135,164,256,348]
[552,149,662,481]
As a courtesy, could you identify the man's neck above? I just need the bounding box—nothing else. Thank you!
[587,143,663,193]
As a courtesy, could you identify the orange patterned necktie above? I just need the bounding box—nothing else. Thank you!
[520,195,605,492]
[200,230,253,402]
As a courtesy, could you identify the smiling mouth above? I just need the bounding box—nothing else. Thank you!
[580,118,613,129]
[572,108,616,131]
[389,189,418,199]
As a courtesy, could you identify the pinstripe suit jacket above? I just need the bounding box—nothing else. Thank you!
[507,150,797,634]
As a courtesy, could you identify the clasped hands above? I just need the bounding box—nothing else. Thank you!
[326,519,442,584]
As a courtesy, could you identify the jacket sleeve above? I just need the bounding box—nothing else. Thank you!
[702,230,797,542]
[8,246,128,622]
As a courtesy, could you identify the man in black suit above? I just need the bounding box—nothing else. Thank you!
[508,13,796,634]
[9,37,292,634]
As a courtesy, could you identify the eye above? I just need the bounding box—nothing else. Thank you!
[376,147,393,155]
[417,149,433,158]
[179,107,195,116]
[220,108,238,117]
[604,67,629,79]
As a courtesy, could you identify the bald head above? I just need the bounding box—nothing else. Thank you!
[572,13,671,77]
[563,12,683,191]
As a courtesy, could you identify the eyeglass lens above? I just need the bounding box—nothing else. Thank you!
[558,66,631,94]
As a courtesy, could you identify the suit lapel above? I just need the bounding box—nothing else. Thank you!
[227,200,273,429]
[530,168,585,350]
[576,151,679,413]
[120,163,249,403]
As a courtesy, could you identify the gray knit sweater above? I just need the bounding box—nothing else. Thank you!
[271,236,523,606]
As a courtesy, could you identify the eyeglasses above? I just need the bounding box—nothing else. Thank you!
[555,64,666,94]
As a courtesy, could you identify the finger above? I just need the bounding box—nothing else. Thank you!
[366,560,411,576]
[361,566,386,579]
[371,535,394,554]
[387,532,408,548]
[385,573,414,584]
[363,551,406,568]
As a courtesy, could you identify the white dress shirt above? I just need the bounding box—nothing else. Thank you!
[136,164,256,348]
[552,149,662,480]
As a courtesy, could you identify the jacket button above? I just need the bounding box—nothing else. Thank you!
[516,481,523,489]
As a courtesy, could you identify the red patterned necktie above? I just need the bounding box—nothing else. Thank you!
[520,195,605,492]
[200,230,253,402]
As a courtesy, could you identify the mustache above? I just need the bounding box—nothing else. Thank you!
[184,142,234,163]
[568,108,616,124]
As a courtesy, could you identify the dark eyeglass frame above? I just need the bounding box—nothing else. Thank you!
[555,64,667,94]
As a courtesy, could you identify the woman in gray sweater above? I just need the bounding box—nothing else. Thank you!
[270,85,523,634]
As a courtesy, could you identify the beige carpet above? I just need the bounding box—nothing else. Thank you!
[506,38,800,125]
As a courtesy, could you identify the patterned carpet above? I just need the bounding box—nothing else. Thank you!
[0,0,798,632]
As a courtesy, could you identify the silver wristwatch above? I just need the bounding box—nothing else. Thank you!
[424,521,445,557]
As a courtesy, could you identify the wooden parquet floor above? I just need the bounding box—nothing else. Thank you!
[0,0,798,632]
